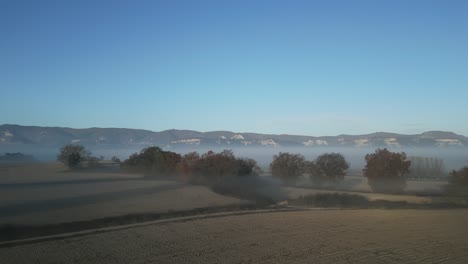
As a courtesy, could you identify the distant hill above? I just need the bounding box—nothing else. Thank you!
[0,124,467,149]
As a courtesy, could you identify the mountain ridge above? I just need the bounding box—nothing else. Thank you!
[0,124,466,148]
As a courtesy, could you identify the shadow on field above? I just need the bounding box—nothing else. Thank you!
[0,177,144,189]
[0,183,184,218]
[209,176,287,206]
[0,203,264,243]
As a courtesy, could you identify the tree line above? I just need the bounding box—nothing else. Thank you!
[57,144,468,194]
[269,152,349,186]
[269,149,410,193]
[121,147,259,184]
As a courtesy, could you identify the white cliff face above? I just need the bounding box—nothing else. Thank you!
[170,138,201,145]
[260,139,278,147]
[241,140,252,146]
[436,139,464,147]
[384,138,400,147]
[218,134,251,145]
[302,139,328,146]
[0,131,14,142]
[0,125,466,148]
[231,134,245,140]
[354,138,369,147]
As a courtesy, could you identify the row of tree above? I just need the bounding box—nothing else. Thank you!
[407,156,445,179]
[121,147,259,184]
[57,144,468,194]
[270,152,349,186]
[269,149,410,193]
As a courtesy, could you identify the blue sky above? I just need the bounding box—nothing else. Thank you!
[1,0,467,136]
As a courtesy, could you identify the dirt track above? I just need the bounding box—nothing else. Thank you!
[1,209,468,263]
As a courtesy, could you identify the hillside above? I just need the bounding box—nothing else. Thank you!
[0,124,466,149]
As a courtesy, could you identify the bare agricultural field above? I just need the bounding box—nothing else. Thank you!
[0,179,177,206]
[0,184,244,225]
[1,209,468,263]
[0,163,244,225]
[0,162,142,184]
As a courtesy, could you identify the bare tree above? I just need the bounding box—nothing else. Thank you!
[408,156,445,179]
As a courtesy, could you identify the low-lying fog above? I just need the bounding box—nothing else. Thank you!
[3,144,467,172]
[226,147,468,172]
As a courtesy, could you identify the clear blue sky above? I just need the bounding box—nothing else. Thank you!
[1,0,467,136]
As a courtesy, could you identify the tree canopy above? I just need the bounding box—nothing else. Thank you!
[57,144,91,169]
[363,148,411,193]
[122,146,182,176]
[308,152,349,186]
[188,150,258,183]
[270,152,306,185]
[122,148,258,182]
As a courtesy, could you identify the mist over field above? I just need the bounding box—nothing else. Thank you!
[228,147,468,171]
[2,131,468,263]
[4,144,466,173]
[2,0,468,262]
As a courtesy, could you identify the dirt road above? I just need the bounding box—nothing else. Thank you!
[1,209,468,263]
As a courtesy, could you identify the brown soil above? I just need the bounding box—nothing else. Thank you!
[1,209,467,263]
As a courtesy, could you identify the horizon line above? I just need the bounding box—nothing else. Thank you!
[1,123,466,138]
